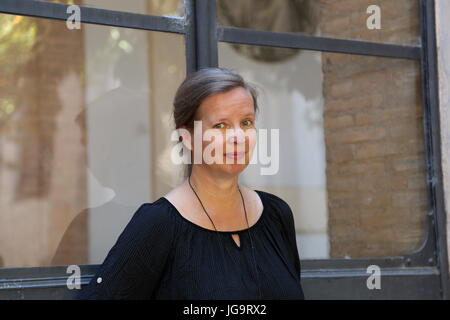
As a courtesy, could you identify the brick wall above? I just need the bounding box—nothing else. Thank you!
[317,0,427,257]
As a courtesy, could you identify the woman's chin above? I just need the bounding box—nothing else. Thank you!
[221,162,249,175]
[206,162,247,176]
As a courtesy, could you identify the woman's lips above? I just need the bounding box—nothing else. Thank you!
[225,152,245,160]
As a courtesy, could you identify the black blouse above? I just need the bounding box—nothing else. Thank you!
[77,190,305,300]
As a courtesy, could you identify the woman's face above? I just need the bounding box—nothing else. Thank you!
[185,87,257,176]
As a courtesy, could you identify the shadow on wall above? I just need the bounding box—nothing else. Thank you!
[51,50,150,266]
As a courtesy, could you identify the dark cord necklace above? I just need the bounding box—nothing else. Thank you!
[188,175,262,299]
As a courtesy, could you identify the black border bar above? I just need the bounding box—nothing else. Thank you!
[419,0,450,299]
[0,0,186,33]
[217,26,421,60]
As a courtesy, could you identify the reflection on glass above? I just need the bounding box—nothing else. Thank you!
[219,42,428,259]
[40,0,185,17]
[0,13,185,268]
[217,0,420,45]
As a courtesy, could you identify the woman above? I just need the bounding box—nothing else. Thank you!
[78,68,305,300]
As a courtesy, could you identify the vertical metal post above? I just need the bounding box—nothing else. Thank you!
[420,0,450,299]
[184,0,218,74]
[193,0,218,69]
[184,0,197,75]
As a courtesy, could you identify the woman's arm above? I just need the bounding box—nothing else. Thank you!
[277,199,306,299]
[279,202,302,279]
[77,202,174,300]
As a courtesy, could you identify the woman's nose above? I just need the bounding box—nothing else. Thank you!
[226,126,245,143]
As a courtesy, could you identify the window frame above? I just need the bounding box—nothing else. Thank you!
[0,0,447,299]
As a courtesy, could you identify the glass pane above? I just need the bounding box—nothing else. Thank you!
[219,42,428,259]
[39,0,185,17]
[217,0,420,45]
[0,14,186,267]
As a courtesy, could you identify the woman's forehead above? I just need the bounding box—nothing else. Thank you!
[197,88,254,119]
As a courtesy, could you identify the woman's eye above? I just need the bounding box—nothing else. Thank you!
[242,120,253,127]
[214,123,225,129]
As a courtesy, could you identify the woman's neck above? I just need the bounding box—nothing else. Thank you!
[186,166,242,213]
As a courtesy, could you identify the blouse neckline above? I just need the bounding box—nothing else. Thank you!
[160,189,267,234]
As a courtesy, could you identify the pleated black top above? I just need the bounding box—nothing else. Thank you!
[77,190,305,300]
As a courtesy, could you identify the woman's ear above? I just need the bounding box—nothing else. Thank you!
[178,126,193,151]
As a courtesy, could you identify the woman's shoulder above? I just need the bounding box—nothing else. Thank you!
[254,189,291,208]
[119,199,176,242]
[131,199,173,222]
[253,189,294,222]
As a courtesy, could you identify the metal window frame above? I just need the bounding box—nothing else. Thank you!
[0,0,448,299]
